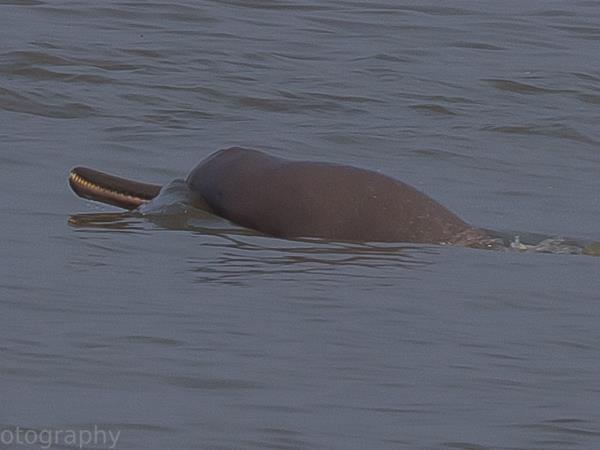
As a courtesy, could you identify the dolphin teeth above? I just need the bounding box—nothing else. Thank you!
[69,171,147,202]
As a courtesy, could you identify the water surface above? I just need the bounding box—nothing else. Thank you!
[1,1,600,449]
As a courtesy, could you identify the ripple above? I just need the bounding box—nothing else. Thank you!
[0,50,142,90]
[351,53,415,63]
[512,420,600,437]
[443,442,488,450]
[189,239,434,284]
[529,8,577,17]
[161,375,262,390]
[209,0,334,12]
[448,41,504,50]
[0,50,120,86]
[552,24,600,40]
[0,87,96,119]
[578,94,600,105]
[110,335,186,347]
[0,0,44,4]
[68,212,148,232]
[483,123,598,145]
[1,50,74,65]
[1,66,114,84]
[75,422,177,433]
[484,79,569,95]
[409,103,457,115]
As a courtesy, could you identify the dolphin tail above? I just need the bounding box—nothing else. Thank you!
[68,167,162,210]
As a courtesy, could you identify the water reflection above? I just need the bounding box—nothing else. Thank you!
[69,204,600,266]
[69,207,434,281]
[189,236,436,284]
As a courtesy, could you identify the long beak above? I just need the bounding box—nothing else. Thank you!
[68,167,162,210]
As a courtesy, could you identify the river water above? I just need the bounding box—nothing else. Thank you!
[1,1,600,449]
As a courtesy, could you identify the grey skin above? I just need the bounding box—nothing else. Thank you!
[69,147,491,246]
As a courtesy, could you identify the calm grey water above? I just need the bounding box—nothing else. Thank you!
[2,1,600,449]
